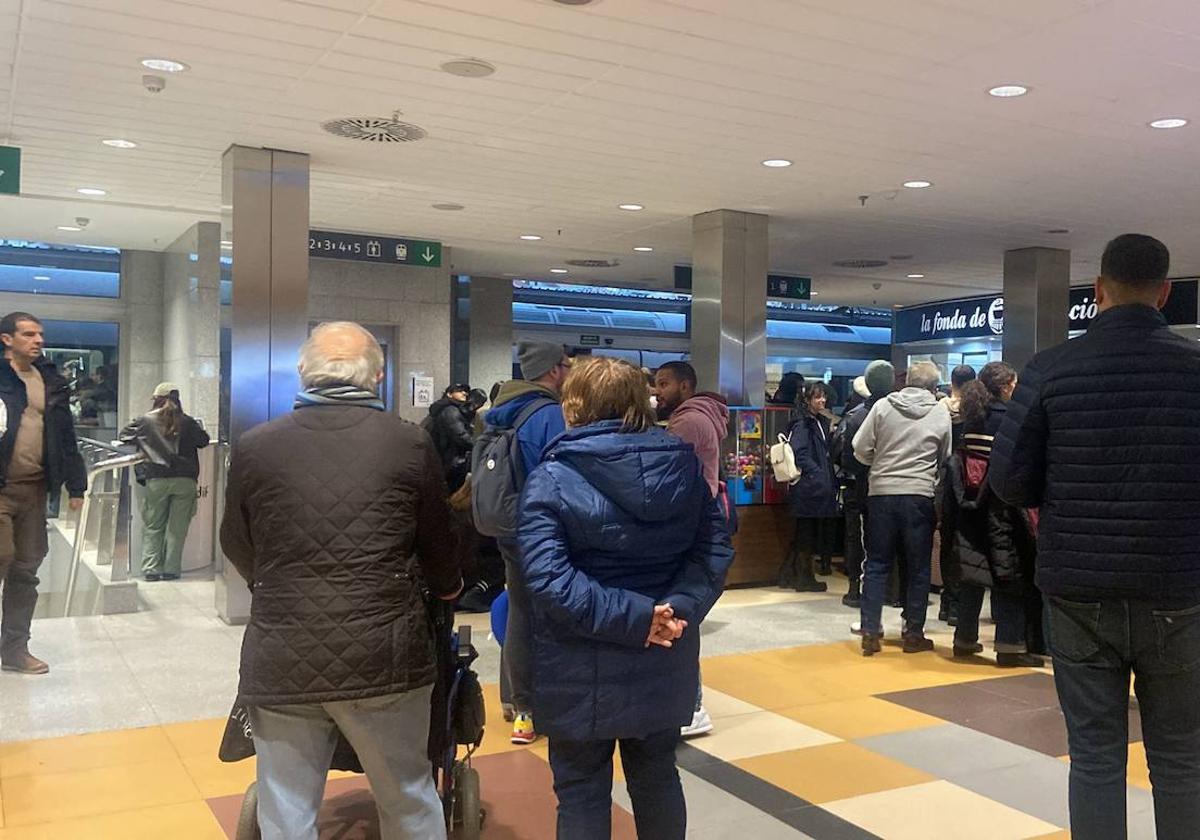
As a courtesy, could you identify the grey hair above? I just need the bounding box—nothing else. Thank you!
[298,322,384,392]
[907,360,942,392]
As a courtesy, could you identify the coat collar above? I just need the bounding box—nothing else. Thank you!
[1087,304,1167,332]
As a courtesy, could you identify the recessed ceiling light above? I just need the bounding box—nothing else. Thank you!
[32,275,50,281]
[633,246,654,252]
[77,187,107,196]
[101,139,137,149]
[440,58,496,78]
[761,159,792,168]
[141,58,189,73]
[519,234,542,241]
[618,203,644,211]
[988,84,1029,98]
[809,291,820,296]
[907,273,925,279]
[432,203,465,211]
[1149,118,1188,130]
[56,225,82,232]
[549,268,568,274]
[903,180,933,189]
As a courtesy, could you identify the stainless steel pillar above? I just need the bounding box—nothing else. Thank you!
[691,210,768,406]
[216,145,310,624]
[1003,247,1070,373]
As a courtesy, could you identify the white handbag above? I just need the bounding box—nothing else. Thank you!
[769,433,803,484]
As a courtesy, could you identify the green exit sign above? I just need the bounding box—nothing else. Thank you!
[768,274,811,300]
[0,146,20,195]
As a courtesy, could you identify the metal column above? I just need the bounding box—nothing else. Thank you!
[1003,247,1070,373]
[691,210,769,406]
[216,145,310,624]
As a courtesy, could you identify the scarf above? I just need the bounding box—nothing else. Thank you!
[294,384,385,412]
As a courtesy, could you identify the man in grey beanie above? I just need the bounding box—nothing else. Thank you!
[480,340,571,745]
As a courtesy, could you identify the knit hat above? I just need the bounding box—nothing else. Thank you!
[518,341,566,381]
[852,376,870,399]
[864,360,895,398]
[152,382,180,398]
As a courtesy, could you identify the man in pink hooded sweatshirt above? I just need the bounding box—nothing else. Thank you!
[654,361,730,738]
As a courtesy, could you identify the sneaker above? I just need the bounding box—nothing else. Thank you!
[161,573,180,581]
[902,633,935,654]
[511,712,537,745]
[996,652,1046,669]
[841,592,861,608]
[850,620,864,636]
[953,642,984,658]
[862,633,883,657]
[1,652,50,675]
[681,706,714,738]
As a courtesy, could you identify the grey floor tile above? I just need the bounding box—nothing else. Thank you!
[857,723,1049,778]
[950,755,1072,828]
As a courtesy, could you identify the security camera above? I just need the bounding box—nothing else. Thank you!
[75,217,90,229]
[872,282,882,291]
[143,74,166,94]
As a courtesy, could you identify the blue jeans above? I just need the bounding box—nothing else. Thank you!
[249,686,445,840]
[860,495,934,636]
[548,729,685,840]
[955,584,1028,653]
[1049,597,1200,840]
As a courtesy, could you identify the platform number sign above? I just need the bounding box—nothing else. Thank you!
[308,229,442,267]
[0,146,20,195]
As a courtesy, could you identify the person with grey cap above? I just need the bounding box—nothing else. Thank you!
[481,340,571,745]
[120,382,210,581]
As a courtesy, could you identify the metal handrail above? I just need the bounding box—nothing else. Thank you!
[63,452,146,616]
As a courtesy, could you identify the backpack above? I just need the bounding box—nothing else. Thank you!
[470,397,556,539]
[769,432,803,484]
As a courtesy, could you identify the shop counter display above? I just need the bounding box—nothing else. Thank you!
[722,406,794,586]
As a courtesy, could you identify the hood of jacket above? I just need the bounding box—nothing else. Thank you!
[887,387,939,420]
[486,380,559,427]
[545,421,701,524]
[671,392,729,439]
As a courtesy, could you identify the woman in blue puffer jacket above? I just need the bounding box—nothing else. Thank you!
[518,356,734,840]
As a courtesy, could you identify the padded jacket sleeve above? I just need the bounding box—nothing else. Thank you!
[439,404,473,454]
[517,403,567,477]
[518,467,655,648]
[660,488,735,623]
[990,355,1050,508]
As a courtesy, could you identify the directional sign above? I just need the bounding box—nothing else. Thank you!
[308,229,442,267]
[0,146,20,195]
[767,274,811,301]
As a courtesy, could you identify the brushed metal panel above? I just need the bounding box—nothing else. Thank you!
[268,149,310,420]
[1003,247,1069,373]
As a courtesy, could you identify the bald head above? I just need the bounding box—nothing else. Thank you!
[298,321,384,392]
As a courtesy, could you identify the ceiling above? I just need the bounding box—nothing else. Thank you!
[1,0,1199,307]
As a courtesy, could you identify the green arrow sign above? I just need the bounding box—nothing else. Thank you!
[308,230,442,267]
[0,146,20,195]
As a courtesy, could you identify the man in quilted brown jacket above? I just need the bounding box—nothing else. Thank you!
[221,322,462,840]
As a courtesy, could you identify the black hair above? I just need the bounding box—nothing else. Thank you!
[1100,234,1170,285]
[467,388,487,410]
[959,361,1017,428]
[774,372,805,405]
[951,364,977,389]
[0,312,41,337]
[656,361,698,390]
[799,381,827,414]
[489,382,502,404]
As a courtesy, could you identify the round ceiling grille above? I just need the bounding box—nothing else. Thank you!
[565,258,620,268]
[552,0,599,4]
[321,117,427,143]
[833,259,889,269]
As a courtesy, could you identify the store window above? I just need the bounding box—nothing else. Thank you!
[0,241,120,298]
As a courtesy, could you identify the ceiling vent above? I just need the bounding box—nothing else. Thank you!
[565,258,620,268]
[321,116,427,143]
[833,259,889,269]
[552,0,599,5]
[440,59,496,78]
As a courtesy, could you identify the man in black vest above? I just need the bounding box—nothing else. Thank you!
[991,234,1200,838]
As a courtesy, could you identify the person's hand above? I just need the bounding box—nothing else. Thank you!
[646,603,688,648]
[68,497,84,513]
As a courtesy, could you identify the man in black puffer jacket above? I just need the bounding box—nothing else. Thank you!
[221,321,462,840]
[991,233,1200,838]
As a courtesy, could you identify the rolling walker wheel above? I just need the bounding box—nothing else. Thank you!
[453,764,483,839]
[236,780,262,840]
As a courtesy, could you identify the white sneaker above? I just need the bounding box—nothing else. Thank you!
[681,706,714,738]
[850,620,863,636]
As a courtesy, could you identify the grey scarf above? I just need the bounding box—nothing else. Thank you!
[294,384,385,412]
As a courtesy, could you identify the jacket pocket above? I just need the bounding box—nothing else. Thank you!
[1047,596,1103,663]
[1152,603,1200,672]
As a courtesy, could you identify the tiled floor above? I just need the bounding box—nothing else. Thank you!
[0,577,1159,838]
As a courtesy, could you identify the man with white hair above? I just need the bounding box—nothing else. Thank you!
[221,321,462,840]
[852,360,953,657]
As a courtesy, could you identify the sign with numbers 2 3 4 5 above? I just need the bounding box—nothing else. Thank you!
[308,229,442,268]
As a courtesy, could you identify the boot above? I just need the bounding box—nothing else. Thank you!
[777,554,799,589]
[794,556,828,593]
[997,652,1045,668]
[842,579,861,608]
[862,633,883,657]
[818,556,832,576]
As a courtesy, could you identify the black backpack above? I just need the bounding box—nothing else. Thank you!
[470,398,555,539]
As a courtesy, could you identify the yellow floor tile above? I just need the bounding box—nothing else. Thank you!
[1127,741,1151,790]
[0,801,225,840]
[823,780,1060,840]
[0,756,201,826]
[162,718,229,760]
[735,742,935,804]
[0,726,177,778]
[687,710,839,763]
[181,752,259,799]
[473,683,525,758]
[699,654,860,710]
[777,696,942,741]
